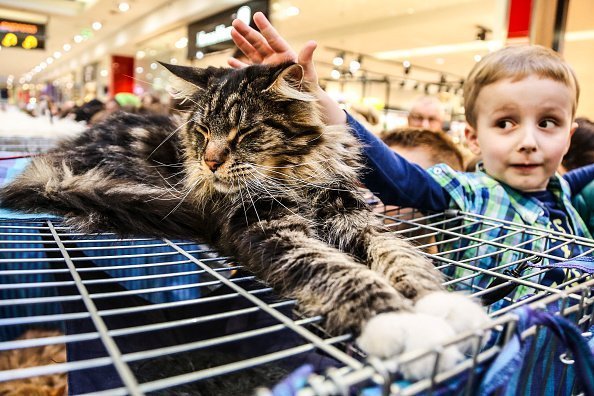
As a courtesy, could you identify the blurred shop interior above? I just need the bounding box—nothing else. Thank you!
[1,0,593,139]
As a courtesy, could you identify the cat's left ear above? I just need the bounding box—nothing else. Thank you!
[264,64,315,102]
[159,62,213,90]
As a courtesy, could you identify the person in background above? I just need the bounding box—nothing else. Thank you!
[229,12,594,309]
[382,128,464,171]
[407,95,445,132]
[560,117,594,233]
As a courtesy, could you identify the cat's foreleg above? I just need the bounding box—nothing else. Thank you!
[320,195,491,357]
[231,216,463,379]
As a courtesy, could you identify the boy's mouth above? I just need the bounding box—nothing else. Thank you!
[510,163,540,172]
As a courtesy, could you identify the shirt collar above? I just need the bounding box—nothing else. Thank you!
[475,162,566,225]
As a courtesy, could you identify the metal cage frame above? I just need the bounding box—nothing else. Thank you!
[0,205,592,396]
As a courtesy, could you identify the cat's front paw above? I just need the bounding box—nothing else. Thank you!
[414,291,492,353]
[357,312,463,380]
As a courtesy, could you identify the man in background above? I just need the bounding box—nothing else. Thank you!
[407,95,445,132]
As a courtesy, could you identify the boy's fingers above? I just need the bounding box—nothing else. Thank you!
[252,12,293,55]
[231,19,273,59]
[298,41,319,82]
[230,28,263,63]
[227,57,250,69]
[298,40,317,64]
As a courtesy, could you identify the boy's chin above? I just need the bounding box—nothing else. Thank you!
[499,174,549,192]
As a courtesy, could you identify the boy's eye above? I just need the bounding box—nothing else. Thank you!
[495,120,514,129]
[538,119,557,129]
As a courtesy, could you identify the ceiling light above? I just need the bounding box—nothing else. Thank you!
[100,69,108,77]
[63,44,71,51]
[53,51,62,58]
[92,21,102,31]
[195,51,204,59]
[74,35,83,43]
[170,58,178,64]
[349,57,362,73]
[118,2,130,12]
[175,37,188,49]
[286,6,300,16]
[135,66,144,74]
[474,54,482,62]
[136,50,145,59]
[330,69,341,79]
[150,62,158,70]
[332,53,344,66]
[46,57,53,64]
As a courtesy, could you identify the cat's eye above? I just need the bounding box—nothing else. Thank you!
[194,125,209,139]
[237,127,260,143]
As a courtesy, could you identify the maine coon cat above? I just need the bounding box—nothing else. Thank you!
[0,62,489,379]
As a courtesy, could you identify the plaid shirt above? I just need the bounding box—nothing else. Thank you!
[428,163,592,310]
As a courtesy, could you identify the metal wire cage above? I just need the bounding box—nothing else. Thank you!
[0,205,592,396]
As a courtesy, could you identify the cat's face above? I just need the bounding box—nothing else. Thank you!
[163,62,324,195]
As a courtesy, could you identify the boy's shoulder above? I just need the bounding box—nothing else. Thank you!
[427,163,504,213]
[427,163,500,191]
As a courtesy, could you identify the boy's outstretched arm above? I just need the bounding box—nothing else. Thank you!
[229,12,450,212]
[563,163,594,195]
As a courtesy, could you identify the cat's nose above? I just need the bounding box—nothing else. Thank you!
[204,143,229,172]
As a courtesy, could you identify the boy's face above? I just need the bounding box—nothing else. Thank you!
[465,76,577,192]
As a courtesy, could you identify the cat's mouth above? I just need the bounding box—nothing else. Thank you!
[210,175,240,194]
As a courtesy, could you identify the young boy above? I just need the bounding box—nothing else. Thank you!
[229,13,594,309]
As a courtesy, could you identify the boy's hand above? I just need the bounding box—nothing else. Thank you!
[229,12,319,86]
[229,11,346,125]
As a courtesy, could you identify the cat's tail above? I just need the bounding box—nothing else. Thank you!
[0,157,209,239]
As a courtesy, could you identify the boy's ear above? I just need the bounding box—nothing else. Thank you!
[264,63,315,102]
[562,121,579,155]
[465,125,481,155]
[570,121,579,136]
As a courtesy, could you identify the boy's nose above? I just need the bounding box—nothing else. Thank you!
[517,126,538,152]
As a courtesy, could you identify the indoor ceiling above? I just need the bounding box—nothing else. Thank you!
[1,0,594,115]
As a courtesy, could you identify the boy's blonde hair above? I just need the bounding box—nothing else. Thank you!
[463,45,580,128]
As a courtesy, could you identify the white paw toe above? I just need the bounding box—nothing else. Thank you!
[415,291,492,353]
[357,312,463,380]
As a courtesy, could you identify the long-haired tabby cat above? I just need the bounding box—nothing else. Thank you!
[0,62,489,379]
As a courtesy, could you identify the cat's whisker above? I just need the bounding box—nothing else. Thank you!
[249,165,350,193]
[234,178,251,228]
[148,161,186,168]
[239,174,266,233]
[251,177,317,226]
[161,176,202,220]
[147,117,193,160]
[248,159,336,170]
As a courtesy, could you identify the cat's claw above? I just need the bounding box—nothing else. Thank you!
[357,312,463,380]
[414,291,492,353]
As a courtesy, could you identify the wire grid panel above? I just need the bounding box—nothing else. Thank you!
[0,209,591,396]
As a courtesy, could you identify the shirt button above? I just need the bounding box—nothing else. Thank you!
[433,168,442,175]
